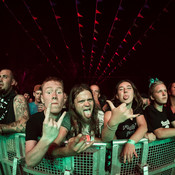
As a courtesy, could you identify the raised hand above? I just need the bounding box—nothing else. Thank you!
[42,103,66,144]
[106,100,140,126]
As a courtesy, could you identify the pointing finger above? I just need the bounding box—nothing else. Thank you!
[44,103,52,123]
[56,111,66,129]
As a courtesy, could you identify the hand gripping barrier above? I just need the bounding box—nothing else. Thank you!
[110,138,175,175]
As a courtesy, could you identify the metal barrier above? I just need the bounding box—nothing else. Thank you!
[1,133,175,175]
[111,138,175,175]
[22,143,106,175]
[0,133,25,175]
[0,133,106,175]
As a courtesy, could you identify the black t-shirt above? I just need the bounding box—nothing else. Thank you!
[25,111,71,141]
[0,89,16,124]
[144,105,175,132]
[115,107,143,139]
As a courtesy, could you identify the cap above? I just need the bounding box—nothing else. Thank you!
[33,84,41,92]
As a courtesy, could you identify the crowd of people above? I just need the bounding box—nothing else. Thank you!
[0,68,175,169]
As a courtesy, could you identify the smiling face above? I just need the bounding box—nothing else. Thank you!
[116,81,134,105]
[74,90,94,123]
[41,80,65,115]
[151,83,168,105]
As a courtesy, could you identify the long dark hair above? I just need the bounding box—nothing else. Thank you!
[111,79,143,113]
[68,83,100,137]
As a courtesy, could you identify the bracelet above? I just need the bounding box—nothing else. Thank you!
[127,139,135,145]
[106,122,117,131]
[85,135,91,142]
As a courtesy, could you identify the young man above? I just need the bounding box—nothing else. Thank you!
[28,84,44,115]
[0,69,29,134]
[25,77,93,167]
[144,79,175,139]
[68,83,101,140]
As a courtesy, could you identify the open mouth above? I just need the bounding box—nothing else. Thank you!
[123,95,129,100]
[83,109,91,118]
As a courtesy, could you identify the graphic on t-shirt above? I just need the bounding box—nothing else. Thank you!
[161,119,170,128]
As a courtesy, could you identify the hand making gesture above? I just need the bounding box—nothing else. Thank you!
[106,100,140,126]
[65,134,94,156]
[42,103,66,144]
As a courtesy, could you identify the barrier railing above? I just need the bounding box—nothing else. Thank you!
[0,133,175,175]
[111,138,175,175]
[0,134,106,175]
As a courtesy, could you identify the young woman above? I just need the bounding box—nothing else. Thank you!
[144,79,175,139]
[102,79,147,163]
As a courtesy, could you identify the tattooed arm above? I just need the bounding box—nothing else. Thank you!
[0,95,29,134]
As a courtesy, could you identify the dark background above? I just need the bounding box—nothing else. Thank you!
[0,0,174,99]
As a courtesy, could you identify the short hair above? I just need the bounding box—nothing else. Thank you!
[1,69,14,79]
[41,76,64,91]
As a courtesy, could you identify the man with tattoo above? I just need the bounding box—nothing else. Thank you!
[0,69,29,134]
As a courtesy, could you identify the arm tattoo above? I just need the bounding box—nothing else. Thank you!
[0,95,29,133]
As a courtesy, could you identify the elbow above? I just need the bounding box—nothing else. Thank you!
[101,133,113,143]
[145,126,148,134]
[25,159,35,168]
[25,155,38,168]
[154,130,164,139]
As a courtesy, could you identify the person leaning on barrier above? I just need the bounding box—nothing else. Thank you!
[102,79,147,163]
[69,83,101,141]
[51,84,100,158]
[144,78,175,139]
[25,77,93,167]
[0,69,29,134]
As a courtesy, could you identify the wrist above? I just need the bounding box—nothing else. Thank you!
[127,139,135,145]
[106,122,118,131]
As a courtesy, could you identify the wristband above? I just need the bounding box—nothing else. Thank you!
[85,135,91,142]
[106,122,117,131]
[127,139,135,145]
